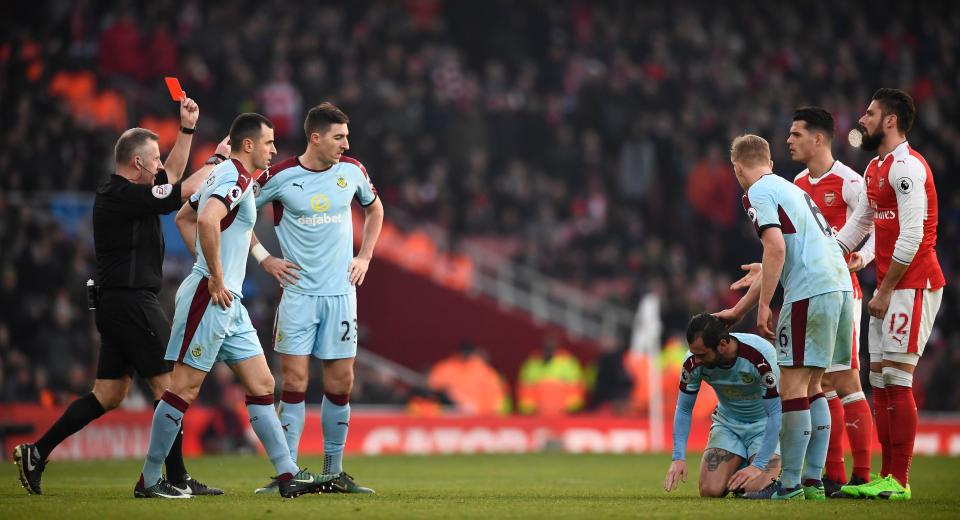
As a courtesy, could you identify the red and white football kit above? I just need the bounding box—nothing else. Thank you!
[835,140,945,486]
[836,141,945,360]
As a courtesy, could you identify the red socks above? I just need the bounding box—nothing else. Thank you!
[886,385,917,486]
[843,397,874,481]
[825,394,846,482]
[873,386,891,477]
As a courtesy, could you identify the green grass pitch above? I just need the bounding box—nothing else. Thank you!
[3,453,959,518]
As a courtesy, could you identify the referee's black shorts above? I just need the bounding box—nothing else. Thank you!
[94,289,173,379]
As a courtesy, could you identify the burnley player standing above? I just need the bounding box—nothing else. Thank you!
[788,107,876,496]
[835,89,945,501]
[717,135,853,500]
[135,113,330,499]
[250,102,383,494]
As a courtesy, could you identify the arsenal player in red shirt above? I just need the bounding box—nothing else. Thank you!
[835,88,945,501]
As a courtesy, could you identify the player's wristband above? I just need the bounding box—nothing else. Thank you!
[180,126,196,135]
[251,243,271,264]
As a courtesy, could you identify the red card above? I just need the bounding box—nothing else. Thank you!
[164,77,185,101]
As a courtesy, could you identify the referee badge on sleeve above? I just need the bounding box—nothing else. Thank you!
[152,184,173,199]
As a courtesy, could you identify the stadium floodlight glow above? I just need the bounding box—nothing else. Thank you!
[847,128,863,148]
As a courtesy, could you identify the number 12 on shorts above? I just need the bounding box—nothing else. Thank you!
[889,313,908,335]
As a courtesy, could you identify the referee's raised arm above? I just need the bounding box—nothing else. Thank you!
[162,97,199,184]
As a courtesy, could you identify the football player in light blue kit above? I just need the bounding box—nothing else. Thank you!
[716,135,853,500]
[136,113,330,499]
[250,102,384,494]
[664,313,782,498]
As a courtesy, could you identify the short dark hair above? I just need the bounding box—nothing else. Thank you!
[229,113,273,148]
[304,102,349,138]
[793,106,835,139]
[114,128,159,164]
[686,313,730,351]
[872,88,915,134]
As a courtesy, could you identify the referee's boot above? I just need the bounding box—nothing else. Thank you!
[13,443,46,495]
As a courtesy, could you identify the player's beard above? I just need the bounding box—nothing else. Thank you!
[859,124,884,152]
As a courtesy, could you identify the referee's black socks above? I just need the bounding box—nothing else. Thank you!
[154,399,187,483]
[35,392,105,460]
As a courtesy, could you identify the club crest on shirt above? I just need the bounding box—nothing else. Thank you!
[879,176,885,190]
[823,191,836,206]
[191,345,203,359]
[337,176,348,189]
[740,372,756,384]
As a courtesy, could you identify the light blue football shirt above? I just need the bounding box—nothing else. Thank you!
[679,333,781,422]
[743,174,852,304]
[191,159,257,297]
[255,155,378,296]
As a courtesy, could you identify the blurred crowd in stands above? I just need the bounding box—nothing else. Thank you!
[1,0,958,413]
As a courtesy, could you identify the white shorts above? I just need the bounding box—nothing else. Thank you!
[826,292,862,373]
[868,287,943,362]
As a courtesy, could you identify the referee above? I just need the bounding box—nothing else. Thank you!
[14,98,225,497]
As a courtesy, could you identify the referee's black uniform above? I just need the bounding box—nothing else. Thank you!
[93,170,183,380]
